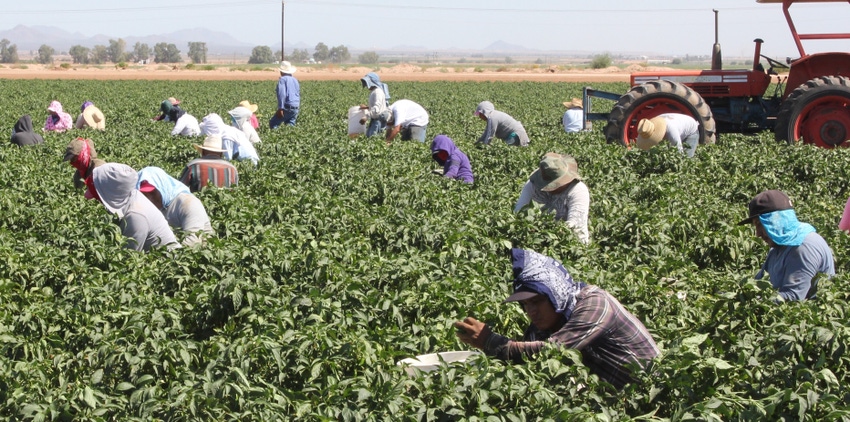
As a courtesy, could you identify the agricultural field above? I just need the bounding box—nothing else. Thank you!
[0,78,849,421]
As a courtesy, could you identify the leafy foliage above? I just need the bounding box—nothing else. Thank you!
[188,42,208,64]
[249,46,275,64]
[36,44,54,65]
[0,79,849,420]
[153,42,181,64]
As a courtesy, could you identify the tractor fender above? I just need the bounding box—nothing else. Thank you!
[785,53,850,99]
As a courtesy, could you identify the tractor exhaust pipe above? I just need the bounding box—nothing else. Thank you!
[711,9,722,70]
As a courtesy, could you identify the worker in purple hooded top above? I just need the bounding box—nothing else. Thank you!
[455,248,660,390]
[430,135,473,184]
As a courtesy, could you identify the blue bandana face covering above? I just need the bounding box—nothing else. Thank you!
[759,209,816,246]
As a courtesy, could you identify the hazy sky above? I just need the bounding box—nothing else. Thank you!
[5,0,850,57]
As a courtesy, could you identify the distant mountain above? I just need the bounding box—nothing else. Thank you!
[483,40,533,53]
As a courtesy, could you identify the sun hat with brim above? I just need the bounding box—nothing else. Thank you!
[737,190,794,225]
[167,97,181,105]
[82,105,103,129]
[63,138,97,162]
[92,163,138,218]
[279,61,297,74]
[562,98,583,109]
[47,100,63,114]
[193,135,225,154]
[238,100,258,113]
[503,286,543,303]
[529,153,580,192]
[635,116,668,150]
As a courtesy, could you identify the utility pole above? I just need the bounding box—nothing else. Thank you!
[281,1,286,62]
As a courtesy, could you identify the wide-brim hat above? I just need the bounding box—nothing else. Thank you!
[238,100,258,113]
[168,97,181,105]
[529,153,580,192]
[82,106,103,129]
[737,190,794,225]
[279,61,297,74]
[193,135,225,154]
[635,117,668,150]
[562,98,583,109]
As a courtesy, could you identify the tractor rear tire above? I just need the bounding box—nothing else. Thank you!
[774,76,850,148]
[604,80,717,147]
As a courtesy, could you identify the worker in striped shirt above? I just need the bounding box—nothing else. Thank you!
[179,135,238,193]
[455,249,659,390]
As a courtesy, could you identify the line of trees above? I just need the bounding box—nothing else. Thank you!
[247,42,375,65]
[0,39,19,63]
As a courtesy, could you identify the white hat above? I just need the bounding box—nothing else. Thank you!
[279,61,297,74]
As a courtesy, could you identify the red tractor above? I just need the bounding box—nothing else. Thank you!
[584,0,850,148]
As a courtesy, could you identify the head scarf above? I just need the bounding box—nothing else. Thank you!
[228,106,252,131]
[81,101,93,113]
[92,163,138,219]
[71,138,94,176]
[511,249,585,320]
[759,209,816,246]
[136,166,191,209]
[474,101,495,118]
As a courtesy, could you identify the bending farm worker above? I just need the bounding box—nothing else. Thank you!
[270,61,300,128]
[430,135,473,184]
[359,72,391,137]
[153,97,182,122]
[455,248,659,390]
[200,113,259,166]
[11,115,45,146]
[474,101,529,146]
[179,135,238,192]
[562,98,589,133]
[75,101,106,130]
[386,99,429,143]
[229,106,261,144]
[514,153,590,244]
[238,100,260,129]
[63,137,106,201]
[92,163,180,252]
[44,100,73,132]
[739,190,834,302]
[138,166,215,247]
[636,113,700,157]
[169,106,201,137]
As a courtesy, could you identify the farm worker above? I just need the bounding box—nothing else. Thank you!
[200,113,259,166]
[153,97,181,122]
[635,113,699,157]
[430,135,473,184]
[63,137,106,201]
[179,135,239,192]
[74,101,105,130]
[137,166,214,247]
[562,98,589,133]
[92,163,180,252]
[270,61,300,128]
[514,153,590,245]
[359,72,391,137]
[229,106,261,144]
[455,248,660,390]
[739,190,834,302]
[10,115,45,146]
[474,101,529,146]
[169,106,201,137]
[238,100,260,130]
[386,99,429,143]
[44,100,73,132]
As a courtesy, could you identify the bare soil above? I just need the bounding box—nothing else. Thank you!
[0,63,652,83]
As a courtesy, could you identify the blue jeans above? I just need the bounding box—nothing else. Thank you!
[366,118,387,137]
[269,107,299,128]
[401,125,427,142]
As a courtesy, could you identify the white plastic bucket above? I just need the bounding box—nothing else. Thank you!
[348,106,368,137]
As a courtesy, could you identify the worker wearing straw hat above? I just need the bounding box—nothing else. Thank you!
[178,135,238,192]
[635,113,700,157]
[514,153,590,244]
[561,98,589,133]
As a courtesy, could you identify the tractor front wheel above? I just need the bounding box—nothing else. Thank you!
[604,80,716,147]
[775,76,850,148]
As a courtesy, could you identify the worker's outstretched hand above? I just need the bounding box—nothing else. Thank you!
[454,317,491,350]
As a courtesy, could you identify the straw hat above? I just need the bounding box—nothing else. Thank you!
[562,98,583,109]
[82,105,105,130]
[279,61,297,74]
[636,117,668,150]
[193,135,225,154]
[529,153,580,192]
[167,97,181,105]
[238,100,258,113]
